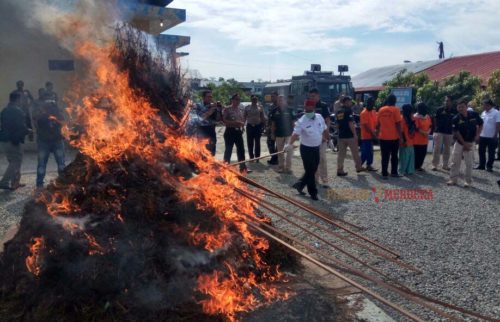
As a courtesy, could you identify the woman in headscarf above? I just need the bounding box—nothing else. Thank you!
[413,102,432,171]
[399,104,416,175]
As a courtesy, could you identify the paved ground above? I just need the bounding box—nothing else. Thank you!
[1,133,499,321]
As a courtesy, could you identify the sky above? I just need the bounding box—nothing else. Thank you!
[167,0,500,82]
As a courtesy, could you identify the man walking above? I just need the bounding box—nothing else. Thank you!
[271,95,295,173]
[432,95,456,171]
[223,93,250,173]
[288,100,328,201]
[266,91,279,165]
[0,92,31,190]
[359,97,377,171]
[309,88,330,187]
[376,94,403,179]
[336,96,364,176]
[194,90,219,156]
[448,100,483,187]
[244,95,266,161]
[34,99,66,188]
[475,98,500,172]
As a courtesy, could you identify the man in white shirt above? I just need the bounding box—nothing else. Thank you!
[286,100,328,200]
[475,98,500,172]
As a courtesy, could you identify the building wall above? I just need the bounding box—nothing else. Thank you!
[0,1,84,109]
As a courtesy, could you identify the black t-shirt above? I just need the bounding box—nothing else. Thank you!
[452,111,483,142]
[336,107,354,139]
[272,108,295,137]
[435,106,457,134]
[315,101,330,119]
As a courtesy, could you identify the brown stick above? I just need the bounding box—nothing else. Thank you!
[238,173,401,258]
[255,194,421,273]
[246,221,425,322]
[230,150,286,166]
[251,221,468,322]
[237,188,396,280]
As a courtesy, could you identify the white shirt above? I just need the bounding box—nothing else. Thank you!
[293,113,326,147]
[479,108,500,138]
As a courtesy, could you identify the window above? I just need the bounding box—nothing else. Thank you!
[48,60,75,71]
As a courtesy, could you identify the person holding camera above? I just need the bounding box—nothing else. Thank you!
[194,90,220,156]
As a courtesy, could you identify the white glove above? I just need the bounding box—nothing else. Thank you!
[284,144,294,152]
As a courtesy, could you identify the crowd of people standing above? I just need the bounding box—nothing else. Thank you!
[192,89,500,200]
[0,81,65,191]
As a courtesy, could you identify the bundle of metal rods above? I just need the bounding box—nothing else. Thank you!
[223,157,497,322]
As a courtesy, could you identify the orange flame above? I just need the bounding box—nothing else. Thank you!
[26,237,44,276]
[34,12,289,320]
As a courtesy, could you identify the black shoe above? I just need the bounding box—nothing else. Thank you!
[382,175,389,180]
[267,160,278,165]
[497,180,500,187]
[292,182,305,195]
[486,168,493,172]
[311,195,319,201]
[391,173,403,178]
[0,184,10,190]
[337,171,348,177]
[474,166,485,170]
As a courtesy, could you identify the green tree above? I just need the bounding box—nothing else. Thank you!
[205,79,250,105]
[376,70,482,115]
[471,69,500,109]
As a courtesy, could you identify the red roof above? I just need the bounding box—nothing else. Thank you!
[423,51,500,83]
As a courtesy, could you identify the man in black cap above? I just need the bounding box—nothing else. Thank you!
[194,90,219,156]
[0,92,32,190]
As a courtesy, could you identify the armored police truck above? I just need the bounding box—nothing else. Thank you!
[262,64,354,112]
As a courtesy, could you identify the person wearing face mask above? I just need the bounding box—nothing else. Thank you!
[359,97,378,171]
[286,100,328,201]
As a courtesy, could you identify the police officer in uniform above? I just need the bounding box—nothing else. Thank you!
[287,100,328,200]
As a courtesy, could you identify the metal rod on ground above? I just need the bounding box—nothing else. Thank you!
[230,150,286,167]
[256,189,364,231]
[245,221,425,322]
[250,220,467,322]
[237,188,396,280]
[237,173,401,258]
[254,194,421,273]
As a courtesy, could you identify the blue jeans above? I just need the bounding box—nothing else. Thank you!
[36,140,66,187]
[360,140,374,166]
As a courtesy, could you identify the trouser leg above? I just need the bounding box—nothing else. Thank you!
[337,139,348,171]
[432,133,443,167]
[464,148,473,184]
[442,134,453,168]
[347,138,362,170]
[390,140,399,175]
[317,142,327,182]
[36,141,51,187]
[275,137,286,170]
[478,137,487,168]
[379,140,390,176]
[246,126,255,159]
[486,137,496,169]
[0,143,23,186]
[449,142,463,182]
[223,129,235,163]
[234,131,246,170]
[300,145,319,197]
